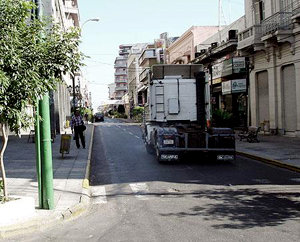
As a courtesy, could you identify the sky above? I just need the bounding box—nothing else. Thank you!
[78,0,245,111]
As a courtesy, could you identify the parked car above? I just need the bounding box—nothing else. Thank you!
[94,113,104,122]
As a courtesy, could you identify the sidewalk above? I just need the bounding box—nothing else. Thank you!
[0,124,94,238]
[236,134,300,172]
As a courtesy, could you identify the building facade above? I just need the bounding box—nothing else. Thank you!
[127,43,148,110]
[238,0,300,136]
[166,26,221,64]
[108,83,116,100]
[193,17,248,128]
[114,45,132,100]
[41,0,81,134]
[137,44,160,106]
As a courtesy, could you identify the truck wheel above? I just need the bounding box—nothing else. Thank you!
[145,143,155,154]
[155,147,164,163]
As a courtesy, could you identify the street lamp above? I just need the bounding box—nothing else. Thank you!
[80,18,100,30]
[68,17,99,113]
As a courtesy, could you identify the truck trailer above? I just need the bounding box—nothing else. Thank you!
[142,64,235,162]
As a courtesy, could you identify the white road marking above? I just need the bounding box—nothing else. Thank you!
[134,135,140,139]
[91,186,107,204]
[290,178,300,182]
[128,131,134,135]
[129,183,149,200]
[252,179,271,184]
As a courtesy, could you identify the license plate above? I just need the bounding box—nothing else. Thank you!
[217,155,234,161]
[161,154,178,160]
[163,139,174,145]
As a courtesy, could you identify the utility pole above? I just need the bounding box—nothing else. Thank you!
[218,0,222,43]
[34,0,54,210]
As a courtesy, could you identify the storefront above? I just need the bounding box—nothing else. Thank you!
[211,57,248,128]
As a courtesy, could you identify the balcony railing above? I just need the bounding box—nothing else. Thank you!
[64,0,79,14]
[115,79,127,83]
[261,12,292,36]
[115,70,127,76]
[114,63,127,68]
[115,86,128,91]
[139,68,149,82]
[239,25,262,42]
[292,0,300,16]
[138,49,156,66]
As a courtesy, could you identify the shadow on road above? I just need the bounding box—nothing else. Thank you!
[159,188,300,229]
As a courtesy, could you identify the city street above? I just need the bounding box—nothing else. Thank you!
[10,119,300,242]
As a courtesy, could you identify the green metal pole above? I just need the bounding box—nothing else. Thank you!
[34,0,54,209]
[39,94,54,210]
[34,102,42,208]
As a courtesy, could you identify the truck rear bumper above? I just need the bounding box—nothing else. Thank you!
[158,147,235,161]
[159,147,235,152]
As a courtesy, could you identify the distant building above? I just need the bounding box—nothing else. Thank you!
[114,44,132,100]
[108,83,116,100]
[127,43,148,108]
[166,26,221,64]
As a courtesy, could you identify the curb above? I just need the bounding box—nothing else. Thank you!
[237,151,300,173]
[82,124,94,189]
[0,125,95,239]
[62,124,95,221]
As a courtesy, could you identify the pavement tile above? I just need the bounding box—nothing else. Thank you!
[236,133,300,170]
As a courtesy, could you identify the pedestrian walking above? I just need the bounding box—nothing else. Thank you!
[71,110,86,149]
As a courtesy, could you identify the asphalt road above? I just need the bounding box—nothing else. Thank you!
[10,118,300,241]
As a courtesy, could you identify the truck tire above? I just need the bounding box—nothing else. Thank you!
[155,146,163,163]
[145,143,155,154]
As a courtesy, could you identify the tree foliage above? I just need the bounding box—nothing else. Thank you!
[0,0,84,133]
[0,0,84,199]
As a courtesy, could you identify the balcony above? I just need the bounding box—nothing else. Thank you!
[64,0,79,15]
[115,70,127,76]
[138,49,157,66]
[119,49,130,56]
[115,86,128,91]
[115,79,127,83]
[139,68,149,83]
[292,0,300,21]
[114,63,127,68]
[238,25,262,50]
[261,12,292,37]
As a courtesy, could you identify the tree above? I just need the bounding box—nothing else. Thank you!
[0,0,84,199]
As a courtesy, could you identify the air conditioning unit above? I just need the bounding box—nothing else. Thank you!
[195,45,202,53]
[228,30,238,40]
[195,52,202,58]
[211,42,218,49]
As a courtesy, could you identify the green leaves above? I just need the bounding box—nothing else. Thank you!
[0,0,84,134]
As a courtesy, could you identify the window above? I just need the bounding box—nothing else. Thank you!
[280,0,293,12]
[255,0,265,24]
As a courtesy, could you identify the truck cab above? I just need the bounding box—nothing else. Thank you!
[142,64,235,162]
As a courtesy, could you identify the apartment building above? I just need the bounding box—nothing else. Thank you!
[108,83,116,100]
[127,43,148,108]
[40,0,81,134]
[238,0,300,136]
[114,45,132,100]
[137,44,160,106]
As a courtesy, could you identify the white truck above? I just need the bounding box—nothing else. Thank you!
[142,64,235,162]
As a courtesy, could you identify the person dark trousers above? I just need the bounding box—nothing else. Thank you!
[74,126,85,149]
[71,110,86,149]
